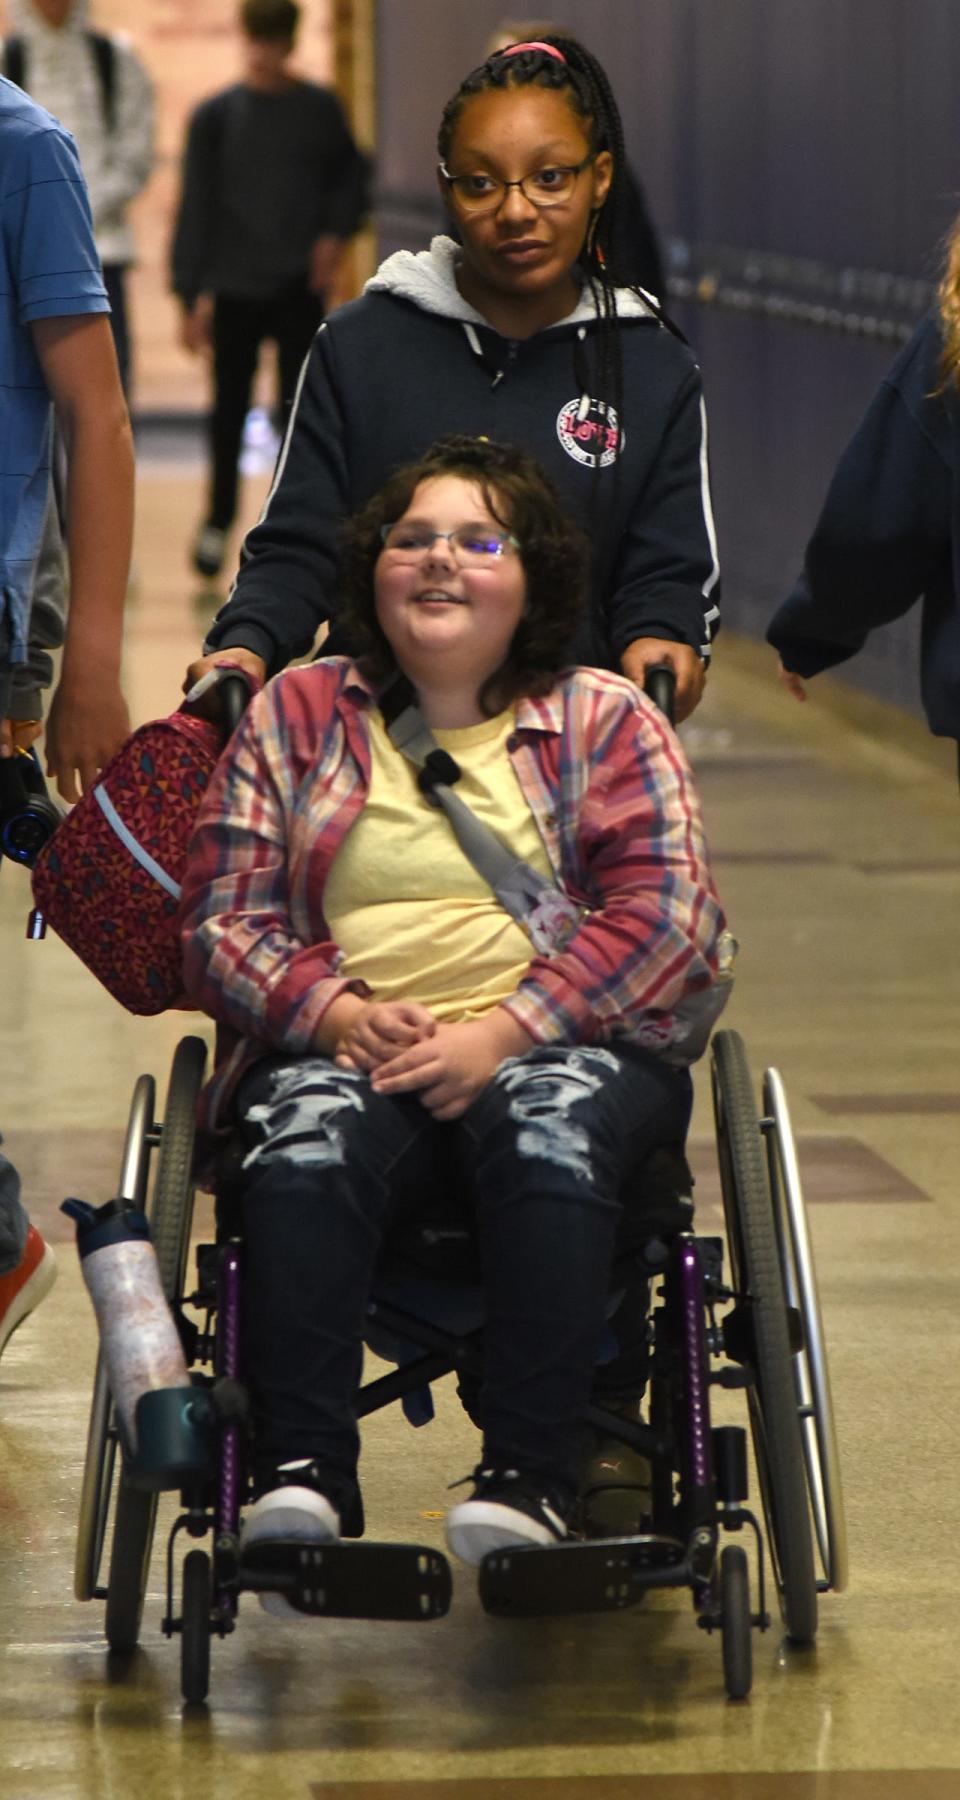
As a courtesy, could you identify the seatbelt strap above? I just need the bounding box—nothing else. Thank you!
[379,675,585,956]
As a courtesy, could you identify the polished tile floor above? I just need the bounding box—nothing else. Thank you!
[1,452,958,1798]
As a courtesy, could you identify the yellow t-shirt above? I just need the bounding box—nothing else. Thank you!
[323,707,554,1021]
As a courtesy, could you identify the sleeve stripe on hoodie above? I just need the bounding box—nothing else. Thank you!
[698,395,721,657]
[252,324,322,530]
[217,322,326,620]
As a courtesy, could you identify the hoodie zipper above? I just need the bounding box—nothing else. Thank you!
[462,319,590,413]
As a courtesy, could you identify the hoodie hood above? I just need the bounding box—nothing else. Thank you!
[7,0,90,37]
[365,234,660,331]
[365,234,662,421]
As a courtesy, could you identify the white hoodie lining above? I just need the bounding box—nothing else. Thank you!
[364,235,659,330]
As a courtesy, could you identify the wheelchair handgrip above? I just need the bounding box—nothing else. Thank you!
[219,674,252,740]
[644,663,677,727]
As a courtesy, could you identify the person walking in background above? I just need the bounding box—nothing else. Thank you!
[2,0,156,397]
[0,70,134,1354]
[485,19,665,303]
[768,214,960,760]
[171,0,369,582]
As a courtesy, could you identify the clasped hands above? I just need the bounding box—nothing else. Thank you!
[324,998,531,1123]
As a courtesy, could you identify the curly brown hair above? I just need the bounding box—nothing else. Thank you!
[339,436,589,714]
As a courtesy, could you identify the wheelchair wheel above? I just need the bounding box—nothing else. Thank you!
[102,1037,208,1653]
[150,1036,208,1298]
[181,1550,212,1705]
[763,1068,849,1594]
[711,1030,817,1645]
[105,1485,160,1654]
[720,1544,752,1700]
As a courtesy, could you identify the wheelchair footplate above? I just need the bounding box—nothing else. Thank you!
[478,1533,688,1617]
[238,1539,452,1620]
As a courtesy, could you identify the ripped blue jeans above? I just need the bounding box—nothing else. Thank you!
[233,1043,691,1497]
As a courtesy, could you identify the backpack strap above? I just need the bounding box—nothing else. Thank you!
[3,37,26,91]
[379,674,585,957]
[87,32,117,135]
[3,31,116,132]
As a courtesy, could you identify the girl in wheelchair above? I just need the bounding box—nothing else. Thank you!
[178,436,728,1599]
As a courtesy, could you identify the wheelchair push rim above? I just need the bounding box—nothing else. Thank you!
[74,1071,156,1603]
[711,1029,818,1646]
[762,1067,849,1595]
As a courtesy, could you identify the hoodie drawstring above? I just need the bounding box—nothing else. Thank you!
[462,321,505,389]
[574,327,592,422]
[462,317,594,410]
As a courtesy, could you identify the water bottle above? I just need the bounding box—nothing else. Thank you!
[62,1196,190,1455]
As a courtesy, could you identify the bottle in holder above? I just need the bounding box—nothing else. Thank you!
[62,1196,190,1455]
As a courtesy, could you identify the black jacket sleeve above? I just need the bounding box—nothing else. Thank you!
[171,100,220,305]
[768,319,953,676]
[607,366,721,662]
[313,93,371,239]
[204,323,349,670]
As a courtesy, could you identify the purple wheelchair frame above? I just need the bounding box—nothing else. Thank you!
[161,1214,768,1652]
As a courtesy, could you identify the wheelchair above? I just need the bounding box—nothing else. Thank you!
[72,1026,848,1707]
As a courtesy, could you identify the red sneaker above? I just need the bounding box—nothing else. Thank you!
[0,1225,57,1359]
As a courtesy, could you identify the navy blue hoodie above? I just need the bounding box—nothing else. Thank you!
[205,236,721,675]
[768,311,960,737]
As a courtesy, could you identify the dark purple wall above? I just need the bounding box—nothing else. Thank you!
[374,0,960,717]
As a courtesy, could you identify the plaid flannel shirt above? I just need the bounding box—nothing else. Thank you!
[179,658,728,1138]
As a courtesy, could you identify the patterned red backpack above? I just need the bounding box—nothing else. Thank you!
[31,674,253,1015]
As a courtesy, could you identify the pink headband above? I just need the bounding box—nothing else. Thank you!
[499,41,567,63]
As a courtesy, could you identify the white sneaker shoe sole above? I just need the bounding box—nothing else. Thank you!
[0,1243,57,1358]
[446,1497,565,1567]
[241,1485,340,1618]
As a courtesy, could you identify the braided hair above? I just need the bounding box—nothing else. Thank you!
[438,37,641,480]
[937,211,960,392]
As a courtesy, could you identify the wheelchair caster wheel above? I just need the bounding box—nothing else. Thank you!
[720,1545,752,1700]
[181,1549,212,1705]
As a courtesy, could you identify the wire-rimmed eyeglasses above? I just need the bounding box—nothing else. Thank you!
[379,524,520,564]
[438,154,596,214]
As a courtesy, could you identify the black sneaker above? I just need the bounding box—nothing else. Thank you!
[191,522,227,578]
[446,1466,572,1566]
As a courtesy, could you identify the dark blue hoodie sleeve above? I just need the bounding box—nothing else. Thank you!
[606,366,721,663]
[768,316,953,676]
[204,322,348,671]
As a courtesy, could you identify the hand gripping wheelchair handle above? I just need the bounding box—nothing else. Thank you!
[218,672,253,740]
[643,662,677,727]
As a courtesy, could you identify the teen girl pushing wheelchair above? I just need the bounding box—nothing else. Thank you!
[188,34,719,724]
